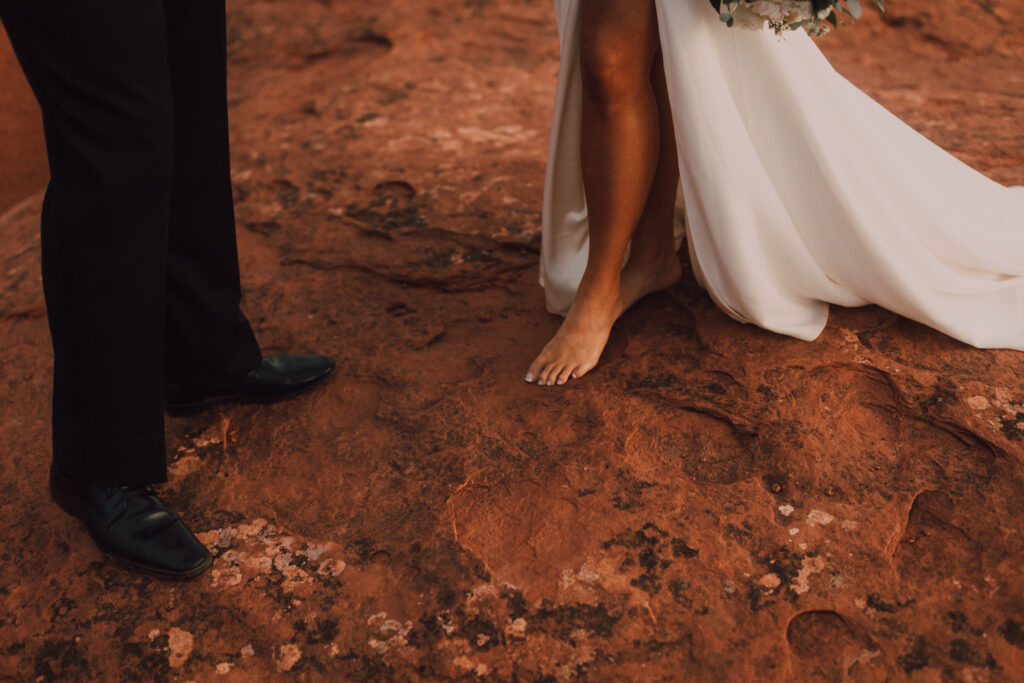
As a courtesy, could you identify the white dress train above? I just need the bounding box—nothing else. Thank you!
[539,0,1024,349]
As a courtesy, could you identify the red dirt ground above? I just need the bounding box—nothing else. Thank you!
[1,0,1023,680]
[0,24,46,216]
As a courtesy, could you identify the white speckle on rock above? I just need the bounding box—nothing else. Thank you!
[273,553,294,572]
[316,558,346,577]
[778,504,795,516]
[757,573,782,589]
[789,527,800,536]
[841,520,859,531]
[167,628,194,668]
[505,617,527,638]
[303,543,329,561]
[215,663,232,675]
[966,395,990,410]
[240,644,255,657]
[807,509,835,526]
[275,643,302,672]
[453,655,490,677]
[469,583,498,601]
[379,619,405,635]
[791,556,827,595]
[561,563,602,589]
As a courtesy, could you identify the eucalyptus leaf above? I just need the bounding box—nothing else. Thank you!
[846,0,863,19]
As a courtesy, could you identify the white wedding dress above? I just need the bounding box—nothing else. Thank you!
[540,0,1024,349]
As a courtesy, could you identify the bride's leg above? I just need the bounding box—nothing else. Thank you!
[526,0,661,386]
[620,48,683,311]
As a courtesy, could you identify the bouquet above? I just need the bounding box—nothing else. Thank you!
[710,0,884,35]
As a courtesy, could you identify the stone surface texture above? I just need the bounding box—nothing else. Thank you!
[1,0,1023,680]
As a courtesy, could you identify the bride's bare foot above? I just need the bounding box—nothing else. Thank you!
[525,251,682,386]
[526,280,622,386]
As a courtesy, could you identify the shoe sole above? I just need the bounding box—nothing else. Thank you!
[49,478,213,580]
[165,366,336,417]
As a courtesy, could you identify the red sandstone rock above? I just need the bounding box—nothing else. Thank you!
[1,0,1023,679]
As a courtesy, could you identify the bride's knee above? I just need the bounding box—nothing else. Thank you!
[579,42,649,107]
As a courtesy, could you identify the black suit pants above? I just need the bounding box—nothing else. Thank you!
[0,0,262,485]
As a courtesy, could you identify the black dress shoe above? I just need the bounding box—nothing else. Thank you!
[49,464,212,579]
[165,353,336,416]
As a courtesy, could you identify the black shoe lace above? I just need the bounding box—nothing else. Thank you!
[99,486,160,530]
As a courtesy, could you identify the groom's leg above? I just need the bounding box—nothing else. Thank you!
[162,0,262,388]
[0,0,174,485]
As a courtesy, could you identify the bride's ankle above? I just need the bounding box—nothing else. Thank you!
[577,271,622,300]
[628,244,678,269]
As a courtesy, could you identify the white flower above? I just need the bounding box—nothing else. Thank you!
[786,0,815,22]
[731,3,767,30]
[751,0,789,25]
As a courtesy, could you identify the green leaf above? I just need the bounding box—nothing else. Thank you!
[845,0,863,19]
[872,0,885,11]
[827,12,837,26]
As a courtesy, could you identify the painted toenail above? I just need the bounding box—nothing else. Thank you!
[525,373,535,382]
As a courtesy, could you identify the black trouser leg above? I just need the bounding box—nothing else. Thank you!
[0,0,174,485]
[163,0,261,388]
[1,0,262,486]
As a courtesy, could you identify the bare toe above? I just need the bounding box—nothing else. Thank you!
[536,362,554,386]
[573,361,596,380]
[543,363,563,386]
[556,365,575,385]
[525,354,548,383]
